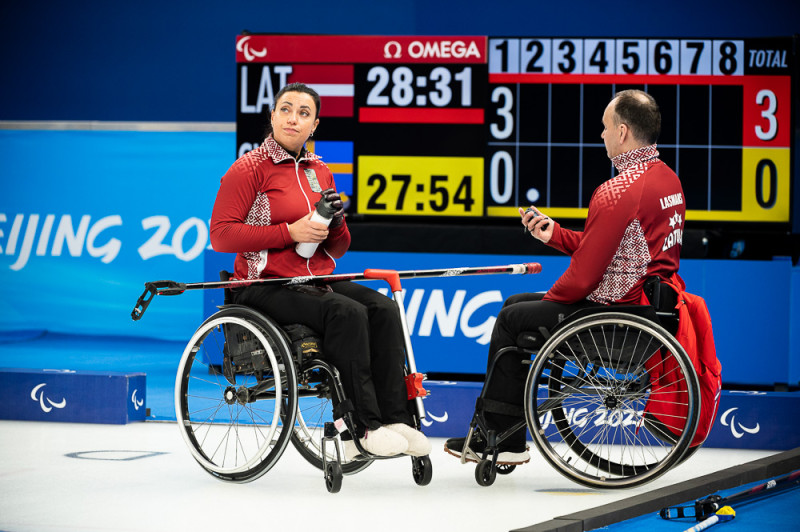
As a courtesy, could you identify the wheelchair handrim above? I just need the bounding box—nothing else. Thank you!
[525,312,700,488]
[175,315,284,475]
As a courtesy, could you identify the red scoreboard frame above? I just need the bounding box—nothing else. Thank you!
[235,34,796,226]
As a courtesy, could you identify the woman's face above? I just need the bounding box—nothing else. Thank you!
[270,91,319,155]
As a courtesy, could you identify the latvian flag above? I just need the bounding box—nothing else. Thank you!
[288,65,354,118]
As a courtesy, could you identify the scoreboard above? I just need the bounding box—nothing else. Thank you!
[235,34,796,226]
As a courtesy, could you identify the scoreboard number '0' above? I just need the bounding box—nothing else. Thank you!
[358,156,484,216]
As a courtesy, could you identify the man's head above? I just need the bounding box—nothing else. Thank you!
[601,90,661,159]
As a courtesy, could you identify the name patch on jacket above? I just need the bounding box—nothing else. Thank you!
[304,169,322,192]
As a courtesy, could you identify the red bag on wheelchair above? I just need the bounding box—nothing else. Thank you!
[644,280,722,448]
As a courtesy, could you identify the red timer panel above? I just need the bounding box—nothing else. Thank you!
[485,37,794,223]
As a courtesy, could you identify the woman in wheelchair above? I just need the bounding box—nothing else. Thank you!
[210,82,430,459]
[445,90,686,469]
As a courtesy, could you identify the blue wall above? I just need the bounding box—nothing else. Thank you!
[1,0,798,121]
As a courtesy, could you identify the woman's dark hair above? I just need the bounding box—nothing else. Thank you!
[273,82,321,119]
[612,89,661,144]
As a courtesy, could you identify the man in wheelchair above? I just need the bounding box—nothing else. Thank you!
[445,90,686,466]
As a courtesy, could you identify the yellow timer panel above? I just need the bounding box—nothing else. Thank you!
[358,156,484,216]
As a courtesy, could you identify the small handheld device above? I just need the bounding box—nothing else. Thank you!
[523,207,550,232]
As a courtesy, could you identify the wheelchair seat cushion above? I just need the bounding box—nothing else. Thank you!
[281,323,323,366]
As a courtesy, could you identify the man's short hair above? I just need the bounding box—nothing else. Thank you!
[612,90,661,144]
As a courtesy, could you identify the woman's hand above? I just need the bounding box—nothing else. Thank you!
[318,188,345,227]
[288,212,329,244]
[519,206,553,243]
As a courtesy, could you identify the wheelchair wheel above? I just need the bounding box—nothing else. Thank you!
[412,455,433,486]
[524,312,700,489]
[496,464,516,475]
[290,365,373,476]
[175,306,298,483]
[475,459,496,487]
[324,461,343,493]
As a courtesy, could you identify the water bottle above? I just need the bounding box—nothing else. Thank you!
[295,195,338,258]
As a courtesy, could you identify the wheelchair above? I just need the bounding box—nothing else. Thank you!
[461,279,702,489]
[172,271,433,493]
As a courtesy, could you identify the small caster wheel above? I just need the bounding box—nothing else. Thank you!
[325,461,343,493]
[497,464,516,475]
[475,459,496,486]
[411,455,433,486]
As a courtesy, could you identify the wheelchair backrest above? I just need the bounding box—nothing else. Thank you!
[643,276,679,334]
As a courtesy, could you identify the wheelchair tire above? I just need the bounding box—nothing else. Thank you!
[475,459,497,487]
[324,461,343,493]
[175,306,298,483]
[524,312,700,489]
[412,455,433,486]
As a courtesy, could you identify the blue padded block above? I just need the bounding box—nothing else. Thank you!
[420,381,800,451]
[0,368,147,424]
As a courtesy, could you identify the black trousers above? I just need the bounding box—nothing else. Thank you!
[483,292,602,448]
[233,280,411,435]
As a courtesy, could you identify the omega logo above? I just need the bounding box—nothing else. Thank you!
[383,39,482,60]
[383,41,402,58]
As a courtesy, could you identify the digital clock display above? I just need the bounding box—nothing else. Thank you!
[358,156,482,216]
[235,34,796,226]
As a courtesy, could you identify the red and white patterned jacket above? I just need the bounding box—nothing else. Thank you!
[210,135,350,280]
[544,144,684,304]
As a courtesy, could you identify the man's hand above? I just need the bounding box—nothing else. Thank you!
[520,206,553,243]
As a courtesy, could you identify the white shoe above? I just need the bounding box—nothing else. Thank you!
[341,439,359,461]
[384,423,432,456]
[343,427,408,458]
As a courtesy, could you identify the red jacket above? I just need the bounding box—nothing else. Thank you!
[544,145,684,305]
[210,135,350,279]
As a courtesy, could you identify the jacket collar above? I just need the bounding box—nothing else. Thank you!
[263,134,321,163]
[611,144,659,173]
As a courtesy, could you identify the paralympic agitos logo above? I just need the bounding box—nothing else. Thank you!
[720,407,760,439]
[236,36,267,62]
[30,383,67,413]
